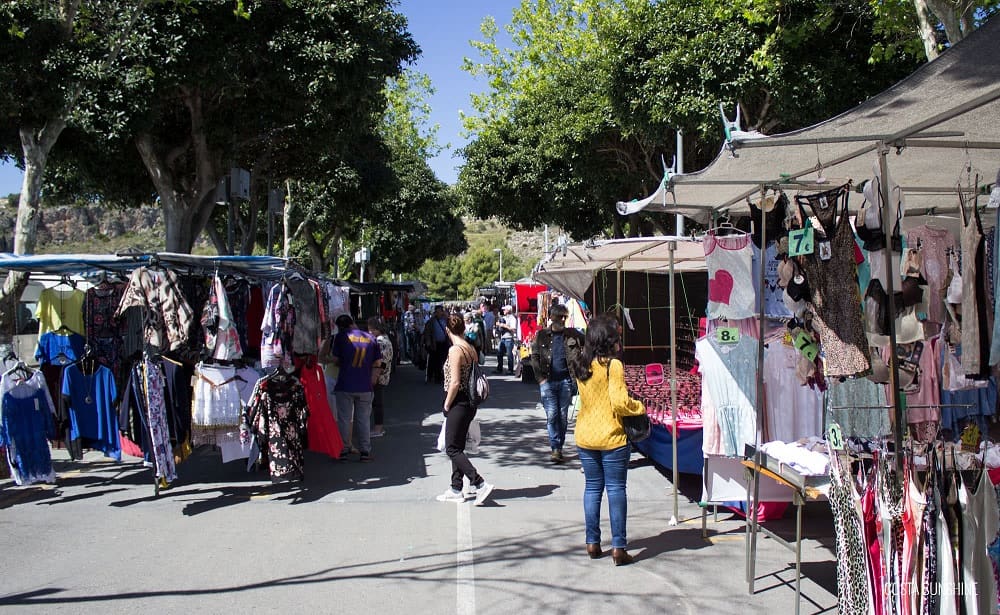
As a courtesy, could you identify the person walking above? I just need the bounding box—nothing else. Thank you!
[495,305,518,374]
[367,318,393,438]
[423,305,450,384]
[529,303,584,463]
[329,314,383,462]
[569,314,646,566]
[436,314,495,505]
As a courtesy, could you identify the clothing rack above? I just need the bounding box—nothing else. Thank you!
[829,403,976,409]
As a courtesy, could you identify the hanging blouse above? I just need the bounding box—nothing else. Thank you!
[222,278,251,356]
[907,224,957,324]
[84,280,127,374]
[261,282,295,369]
[0,369,56,485]
[752,243,793,319]
[795,185,871,378]
[61,362,119,461]
[762,343,823,442]
[192,363,245,427]
[201,275,243,361]
[287,277,327,356]
[35,286,85,337]
[114,267,194,353]
[246,370,309,483]
[704,231,756,320]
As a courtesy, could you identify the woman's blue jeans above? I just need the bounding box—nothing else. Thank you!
[576,444,630,548]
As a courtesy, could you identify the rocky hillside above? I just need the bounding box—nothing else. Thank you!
[0,201,204,254]
[0,198,563,265]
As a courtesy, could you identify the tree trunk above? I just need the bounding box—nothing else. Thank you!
[0,121,68,336]
[924,0,966,46]
[911,0,942,60]
[135,130,220,253]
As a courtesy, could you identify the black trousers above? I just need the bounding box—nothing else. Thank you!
[427,342,448,383]
[445,393,482,492]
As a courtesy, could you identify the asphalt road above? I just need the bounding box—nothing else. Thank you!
[0,361,839,614]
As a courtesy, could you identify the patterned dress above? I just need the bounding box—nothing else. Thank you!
[795,185,871,377]
[828,445,872,615]
[246,370,308,482]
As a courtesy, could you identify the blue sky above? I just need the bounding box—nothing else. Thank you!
[0,0,522,195]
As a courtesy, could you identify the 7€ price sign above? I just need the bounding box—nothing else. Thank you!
[788,227,815,257]
[794,330,819,362]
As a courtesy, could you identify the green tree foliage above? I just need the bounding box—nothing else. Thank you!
[67,0,419,253]
[417,254,463,300]
[457,0,921,241]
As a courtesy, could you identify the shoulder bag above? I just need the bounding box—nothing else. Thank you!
[606,361,651,443]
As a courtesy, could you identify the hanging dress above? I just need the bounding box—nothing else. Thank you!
[795,184,871,378]
[695,335,757,457]
[0,370,56,485]
[296,359,343,460]
[960,469,1000,615]
[958,191,991,379]
[828,444,872,615]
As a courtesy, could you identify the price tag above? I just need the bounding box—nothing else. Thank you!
[716,327,740,345]
[818,241,832,261]
[794,330,819,362]
[788,227,814,257]
[827,423,845,451]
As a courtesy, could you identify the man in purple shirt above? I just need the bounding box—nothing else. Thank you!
[330,314,383,462]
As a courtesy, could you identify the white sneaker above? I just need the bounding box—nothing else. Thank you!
[474,482,495,506]
[436,489,467,503]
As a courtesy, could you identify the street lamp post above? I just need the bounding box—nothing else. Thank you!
[493,248,503,283]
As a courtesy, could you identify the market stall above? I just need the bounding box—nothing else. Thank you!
[536,236,707,521]
[0,252,356,496]
[616,17,1000,615]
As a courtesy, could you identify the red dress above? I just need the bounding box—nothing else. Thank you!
[297,360,343,459]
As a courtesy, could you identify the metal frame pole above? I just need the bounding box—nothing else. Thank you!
[748,184,767,592]
[876,142,904,471]
[668,240,679,524]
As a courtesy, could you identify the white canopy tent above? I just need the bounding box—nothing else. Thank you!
[536,236,706,524]
[534,236,706,300]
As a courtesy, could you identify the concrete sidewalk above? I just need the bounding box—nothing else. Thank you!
[0,360,839,614]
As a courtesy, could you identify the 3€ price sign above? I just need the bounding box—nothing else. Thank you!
[788,227,815,257]
[715,327,740,345]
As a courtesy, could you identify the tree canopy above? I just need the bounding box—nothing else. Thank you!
[457,0,924,240]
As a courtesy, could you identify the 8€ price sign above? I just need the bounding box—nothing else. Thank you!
[715,327,740,344]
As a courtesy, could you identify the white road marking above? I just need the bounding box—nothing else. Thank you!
[456,501,476,615]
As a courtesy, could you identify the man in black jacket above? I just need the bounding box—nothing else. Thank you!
[529,303,584,462]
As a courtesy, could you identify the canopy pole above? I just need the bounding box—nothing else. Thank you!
[877,143,904,472]
[747,184,767,591]
[668,240,679,525]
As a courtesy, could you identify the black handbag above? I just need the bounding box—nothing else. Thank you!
[606,362,651,442]
[621,413,652,443]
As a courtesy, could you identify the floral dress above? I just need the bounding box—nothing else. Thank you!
[246,370,309,482]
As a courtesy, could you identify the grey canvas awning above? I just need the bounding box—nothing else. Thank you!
[619,17,1000,222]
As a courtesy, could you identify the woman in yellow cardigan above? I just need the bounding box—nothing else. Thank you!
[570,314,646,566]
